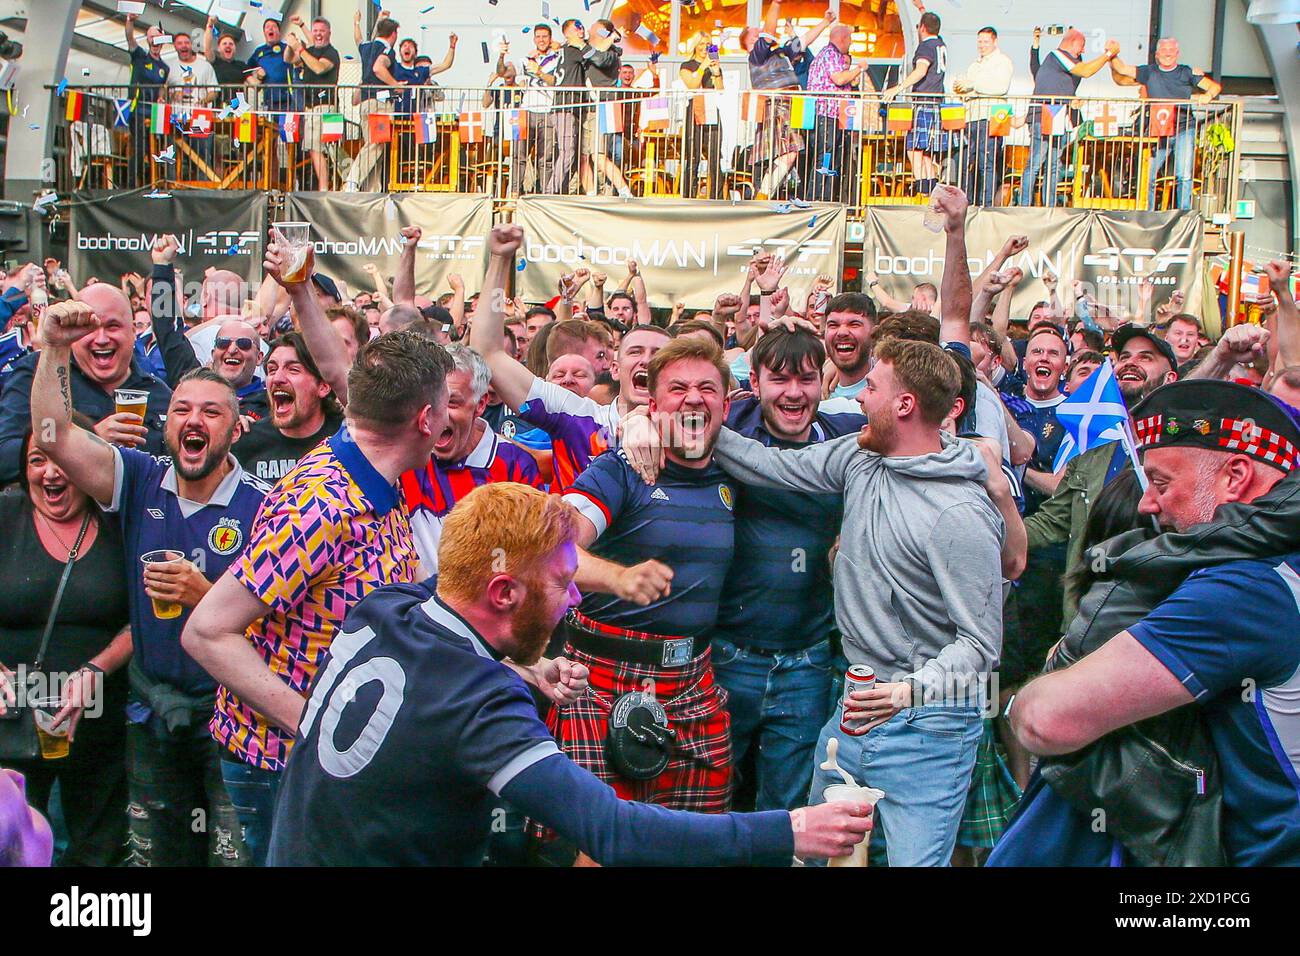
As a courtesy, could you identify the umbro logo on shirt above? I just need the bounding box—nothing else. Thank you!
[147,509,164,519]
[650,488,670,502]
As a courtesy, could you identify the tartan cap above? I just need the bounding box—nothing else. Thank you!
[1131,379,1300,474]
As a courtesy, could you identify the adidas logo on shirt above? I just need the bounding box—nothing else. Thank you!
[650,488,670,502]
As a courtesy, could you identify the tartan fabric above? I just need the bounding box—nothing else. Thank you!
[956,720,1023,849]
[539,642,732,820]
[1133,413,1163,448]
[1219,418,1299,472]
[570,609,687,643]
[905,104,949,154]
[1134,413,1299,472]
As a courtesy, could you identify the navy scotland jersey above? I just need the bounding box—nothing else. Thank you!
[1129,553,1300,866]
[267,582,561,866]
[564,451,735,637]
[106,447,268,693]
[713,399,865,651]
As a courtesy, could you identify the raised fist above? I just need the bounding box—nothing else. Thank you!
[489,224,524,258]
[40,301,101,349]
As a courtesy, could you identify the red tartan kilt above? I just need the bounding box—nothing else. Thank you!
[532,643,733,847]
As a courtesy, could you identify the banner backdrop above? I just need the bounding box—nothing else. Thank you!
[515,196,848,310]
[71,190,267,285]
[284,192,494,298]
[864,207,1203,319]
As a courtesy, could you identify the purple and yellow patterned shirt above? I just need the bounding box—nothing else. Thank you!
[211,426,420,772]
[808,44,851,118]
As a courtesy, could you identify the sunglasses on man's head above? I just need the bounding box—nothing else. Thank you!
[215,336,255,351]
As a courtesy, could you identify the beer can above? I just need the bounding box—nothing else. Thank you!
[840,664,876,736]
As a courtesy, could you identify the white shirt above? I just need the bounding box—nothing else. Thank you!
[163,53,218,108]
[958,49,1013,121]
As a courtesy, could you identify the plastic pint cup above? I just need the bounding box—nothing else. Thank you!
[272,222,312,284]
[32,697,70,760]
[141,549,184,620]
[823,783,886,867]
[114,388,150,422]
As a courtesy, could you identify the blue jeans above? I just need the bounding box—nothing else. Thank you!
[1148,125,1196,211]
[1018,111,1068,207]
[220,756,281,867]
[711,637,835,812]
[806,703,983,866]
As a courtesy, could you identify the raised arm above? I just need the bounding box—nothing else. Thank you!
[124,13,139,52]
[801,9,836,49]
[265,235,350,405]
[760,0,782,38]
[392,225,420,306]
[469,224,542,412]
[446,273,467,336]
[353,9,364,47]
[147,235,201,386]
[864,268,909,314]
[712,426,856,494]
[628,260,652,326]
[934,185,973,348]
[1107,53,1140,85]
[1073,40,1119,80]
[204,15,217,61]
[30,303,120,506]
[1265,260,1299,375]
[429,34,458,77]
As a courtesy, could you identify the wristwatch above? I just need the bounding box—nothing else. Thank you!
[868,278,880,288]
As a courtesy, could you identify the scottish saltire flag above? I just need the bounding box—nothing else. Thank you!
[112,98,133,129]
[1052,359,1134,472]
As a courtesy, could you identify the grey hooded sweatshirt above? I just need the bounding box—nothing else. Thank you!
[712,429,1004,704]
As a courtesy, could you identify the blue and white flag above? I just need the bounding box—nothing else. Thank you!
[112,98,134,129]
[1052,359,1136,472]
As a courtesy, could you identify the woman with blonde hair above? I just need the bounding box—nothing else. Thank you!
[679,32,724,199]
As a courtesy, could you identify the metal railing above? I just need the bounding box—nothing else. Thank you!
[51,84,1242,217]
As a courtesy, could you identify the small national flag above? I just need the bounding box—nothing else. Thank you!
[1090,103,1120,138]
[64,90,83,122]
[367,111,393,144]
[235,112,256,143]
[1239,272,1266,301]
[1149,103,1178,138]
[150,101,171,134]
[741,91,766,123]
[1051,359,1135,473]
[599,100,625,134]
[1041,102,1069,137]
[789,95,817,130]
[940,102,967,131]
[838,100,863,131]
[505,109,528,140]
[185,108,215,137]
[112,98,133,130]
[278,112,300,143]
[988,103,1012,137]
[638,96,670,131]
[457,111,484,144]
[885,103,913,133]
[321,112,345,143]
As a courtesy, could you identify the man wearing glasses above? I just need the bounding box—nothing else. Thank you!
[147,236,269,423]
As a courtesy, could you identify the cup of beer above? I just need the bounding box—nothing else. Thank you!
[114,388,150,422]
[141,549,185,620]
[822,783,886,867]
[271,221,313,284]
[31,697,70,760]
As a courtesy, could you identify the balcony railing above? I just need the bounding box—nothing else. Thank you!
[51,84,1241,218]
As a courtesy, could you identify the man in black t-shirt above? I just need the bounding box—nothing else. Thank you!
[204,16,250,93]
[233,334,341,485]
[1108,37,1221,211]
[286,15,341,190]
[881,11,947,196]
